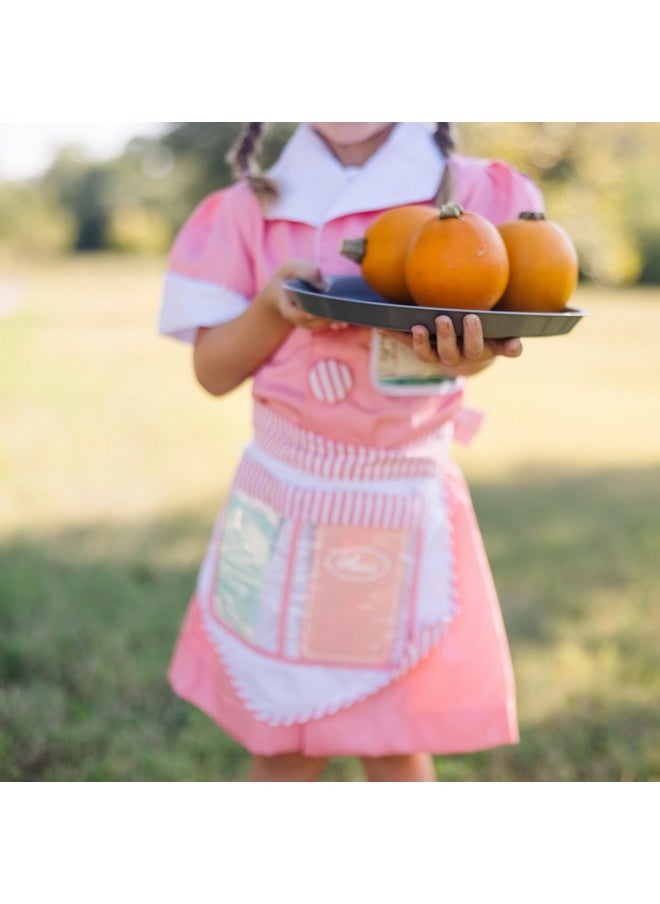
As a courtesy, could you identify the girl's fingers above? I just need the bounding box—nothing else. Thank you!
[282,289,346,331]
[398,314,523,373]
[461,314,486,360]
[276,260,340,329]
[281,289,317,325]
[278,260,326,292]
[433,316,461,366]
[411,326,438,363]
[500,336,523,357]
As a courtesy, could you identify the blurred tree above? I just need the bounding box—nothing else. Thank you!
[106,205,172,254]
[0,180,75,257]
[161,123,296,221]
[38,136,200,253]
[40,148,128,251]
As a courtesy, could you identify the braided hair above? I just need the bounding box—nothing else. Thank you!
[227,122,279,199]
[432,122,455,205]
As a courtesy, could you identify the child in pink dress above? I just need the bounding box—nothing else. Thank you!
[159,122,544,781]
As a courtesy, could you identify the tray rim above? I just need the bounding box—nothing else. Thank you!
[285,276,589,334]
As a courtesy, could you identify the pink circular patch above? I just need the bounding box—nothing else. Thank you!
[308,358,354,403]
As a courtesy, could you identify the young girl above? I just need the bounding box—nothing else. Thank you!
[158,122,544,781]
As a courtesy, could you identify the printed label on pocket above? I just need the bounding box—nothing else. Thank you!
[214,490,282,642]
[300,524,412,666]
[371,333,457,396]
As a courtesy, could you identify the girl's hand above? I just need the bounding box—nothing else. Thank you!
[258,261,348,332]
[380,314,523,377]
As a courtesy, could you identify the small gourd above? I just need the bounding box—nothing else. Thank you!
[496,211,579,312]
[341,204,438,303]
[405,202,509,310]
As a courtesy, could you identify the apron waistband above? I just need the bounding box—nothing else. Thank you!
[252,403,453,481]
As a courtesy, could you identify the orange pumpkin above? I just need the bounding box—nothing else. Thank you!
[496,212,579,312]
[405,202,509,310]
[341,204,438,303]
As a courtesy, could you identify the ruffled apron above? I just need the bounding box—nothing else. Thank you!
[194,404,474,727]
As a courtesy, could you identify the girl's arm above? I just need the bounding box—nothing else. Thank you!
[193,261,332,396]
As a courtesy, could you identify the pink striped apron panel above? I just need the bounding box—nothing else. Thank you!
[195,406,459,726]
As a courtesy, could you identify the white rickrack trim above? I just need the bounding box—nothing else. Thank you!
[200,604,456,727]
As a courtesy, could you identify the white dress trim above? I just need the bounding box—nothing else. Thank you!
[159,271,250,343]
[266,123,445,227]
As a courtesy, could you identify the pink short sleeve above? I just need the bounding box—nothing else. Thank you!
[484,160,545,221]
[452,154,545,225]
[158,184,259,343]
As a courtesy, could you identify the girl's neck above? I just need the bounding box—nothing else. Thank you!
[312,123,396,167]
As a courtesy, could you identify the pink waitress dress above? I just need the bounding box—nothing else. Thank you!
[158,123,544,758]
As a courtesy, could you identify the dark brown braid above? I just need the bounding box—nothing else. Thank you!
[227,122,279,200]
[432,122,456,206]
[433,122,455,158]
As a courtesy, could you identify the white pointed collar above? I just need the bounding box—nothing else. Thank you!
[265,122,445,226]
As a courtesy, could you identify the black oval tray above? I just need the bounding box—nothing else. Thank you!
[285,276,587,339]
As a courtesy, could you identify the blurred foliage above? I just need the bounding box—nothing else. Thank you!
[0,180,75,256]
[1,122,659,285]
[456,123,660,286]
[160,122,297,203]
[35,139,197,254]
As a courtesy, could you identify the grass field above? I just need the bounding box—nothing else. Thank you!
[1,254,659,781]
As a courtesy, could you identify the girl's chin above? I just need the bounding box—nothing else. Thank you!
[311,123,393,147]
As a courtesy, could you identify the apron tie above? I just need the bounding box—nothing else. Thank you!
[453,406,485,446]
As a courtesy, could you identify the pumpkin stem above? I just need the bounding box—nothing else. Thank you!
[519,211,546,221]
[438,201,464,220]
[341,237,367,264]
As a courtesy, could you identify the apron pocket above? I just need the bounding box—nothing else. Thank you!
[208,470,424,667]
[212,489,286,653]
[298,523,415,666]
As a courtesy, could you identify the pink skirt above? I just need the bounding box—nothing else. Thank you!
[168,407,518,757]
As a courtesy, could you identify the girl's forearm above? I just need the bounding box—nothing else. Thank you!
[193,295,293,396]
[192,262,328,397]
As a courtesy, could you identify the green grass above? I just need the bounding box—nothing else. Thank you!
[1,255,659,781]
